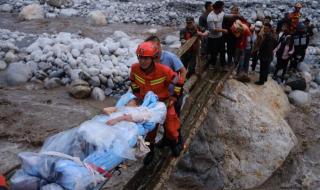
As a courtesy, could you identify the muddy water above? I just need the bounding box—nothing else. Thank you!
[0,13,178,42]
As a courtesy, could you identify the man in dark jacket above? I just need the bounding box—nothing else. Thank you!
[289,22,309,71]
[255,23,277,85]
[198,1,213,57]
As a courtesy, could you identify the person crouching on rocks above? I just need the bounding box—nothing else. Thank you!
[273,35,295,83]
[255,23,277,86]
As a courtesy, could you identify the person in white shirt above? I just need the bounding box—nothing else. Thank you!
[207,1,228,70]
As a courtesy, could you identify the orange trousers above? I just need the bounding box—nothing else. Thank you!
[0,175,8,190]
[146,104,180,143]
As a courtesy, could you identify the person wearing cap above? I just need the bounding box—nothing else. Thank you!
[180,16,208,78]
[288,2,303,32]
[289,22,309,71]
[255,23,277,85]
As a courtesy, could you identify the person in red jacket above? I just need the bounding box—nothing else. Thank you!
[288,2,302,33]
[231,19,251,78]
[130,41,185,165]
[0,175,8,190]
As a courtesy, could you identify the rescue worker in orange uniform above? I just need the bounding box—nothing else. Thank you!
[288,2,302,33]
[130,41,185,165]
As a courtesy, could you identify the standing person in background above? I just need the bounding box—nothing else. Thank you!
[207,1,228,70]
[230,19,251,78]
[255,23,277,85]
[290,22,309,72]
[288,2,303,32]
[198,1,213,59]
[251,21,263,72]
[180,17,208,78]
[223,5,242,66]
[303,18,314,38]
[273,35,295,82]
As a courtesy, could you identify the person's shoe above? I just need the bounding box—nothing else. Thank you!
[157,137,171,148]
[143,143,154,166]
[170,141,183,157]
[254,81,264,85]
[170,134,184,157]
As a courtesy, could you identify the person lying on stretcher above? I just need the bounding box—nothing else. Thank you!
[10,91,167,190]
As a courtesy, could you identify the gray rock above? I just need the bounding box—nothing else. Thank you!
[44,77,61,89]
[165,35,179,45]
[5,62,32,86]
[298,62,310,73]
[4,51,17,63]
[288,90,311,107]
[49,69,64,78]
[104,88,113,96]
[98,74,108,84]
[0,60,7,70]
[315,72,320,85]
[39,62,52,71]
[88,10,107,26]
[19,4,44,20]
[71,49,80,58]
[68,79,91,99]
[286,77,307,91]
[91,87,106,101]
[89,76,100,87]
[79,71,91,81]
[88,67,100,76]
[60,8,78,17]
[107,78,114,88]
[171,79,297,189]
[35,70,48,80]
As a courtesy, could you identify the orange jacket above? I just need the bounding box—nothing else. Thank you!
[130,63,184,100]
[289,11,301,32]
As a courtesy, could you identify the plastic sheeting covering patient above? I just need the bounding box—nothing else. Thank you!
[10,91,167,190]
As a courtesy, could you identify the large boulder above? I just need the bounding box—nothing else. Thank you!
[19,4,44,20]
[5,62,32,86]
[46,0,74,8]
[88,10,107,26]
[91,87,105,101]
[288,90,311,107]
[68,79,91,99]
[170,79,297,189]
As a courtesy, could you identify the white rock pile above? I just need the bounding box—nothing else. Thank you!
[1,29,142,100]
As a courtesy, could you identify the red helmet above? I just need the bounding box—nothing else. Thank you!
[136,41,159,58]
